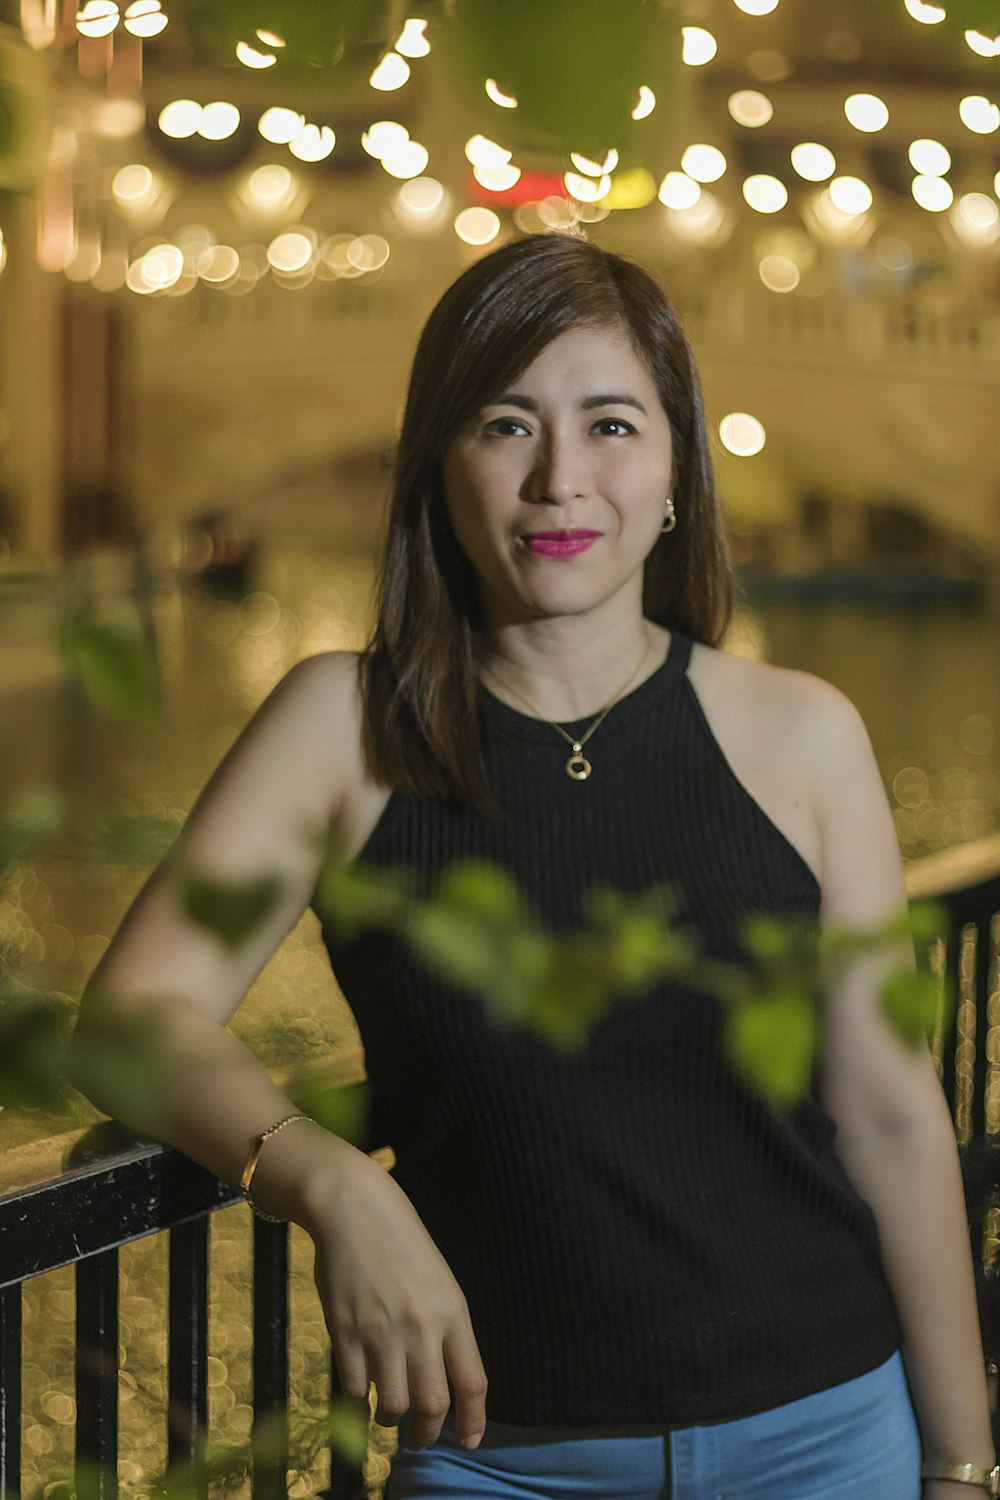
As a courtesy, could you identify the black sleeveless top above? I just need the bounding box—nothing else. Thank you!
[314,630,902,1426]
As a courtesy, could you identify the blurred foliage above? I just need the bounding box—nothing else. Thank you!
[173,0,395,70]
[438,0,682,161]
[313,836,954,1103]
[58,608,162,728]
[178,869,286,953]
[0,557,962,1491]
[0,786,63,879]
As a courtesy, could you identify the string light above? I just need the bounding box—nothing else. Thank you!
[743,174,788,212]
[904,0,945,20]
[259,108,304,144]
[237,41,277,68]
[362,121,410,159]
[728,90,772,127]
[965,30,1000,56]
[720,413,766,456]
[370,53,410,90]
[465,135,512,168]
[959,96,1000,134]
[288,124,336,162]
[395,18,429,57]
[454,207,500,244]
[123,0,166,38]
[681,27,717,65]
[908,139,950,175]
[76,2,119,38]
[844,93,889,131]
[912,175,953,210]
[485,78,518,108]
[682,144,726,182]
[631,86,656,119]
[657,171,701,209]
[790,143,836,181]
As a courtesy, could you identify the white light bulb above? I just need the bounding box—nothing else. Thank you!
[370,53,411,91]
[742,174,788,212]
[682,144,727,182]
[395,18,430,57]
[844,93,889,132]
[720,413,766,456]
[681,27,717,65]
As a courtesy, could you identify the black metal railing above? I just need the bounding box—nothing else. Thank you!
[0,1129,367,1500]
[907,850,1000,1453]
[1,848,998,1498]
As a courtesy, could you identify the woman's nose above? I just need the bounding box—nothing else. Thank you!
[529,435,588,501]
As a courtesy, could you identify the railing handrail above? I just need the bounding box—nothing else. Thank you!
[0,1127,239,1289]
[904,832,1000,903]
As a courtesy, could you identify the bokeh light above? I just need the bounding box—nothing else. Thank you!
[720,412,766,455]
[728,90,773,127]
[844,93,889,132]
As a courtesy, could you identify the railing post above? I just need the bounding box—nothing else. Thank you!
[252,1218,289,1500]
[326,1352,368,1500]
[168,1217,209,1495]
[0,1284,21,1500]
[76,1248,119,1500]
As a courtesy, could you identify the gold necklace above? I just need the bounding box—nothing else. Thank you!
[483,639,653,781]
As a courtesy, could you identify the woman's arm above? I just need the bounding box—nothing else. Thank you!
[802,677,994,1494]
[67,651,358,1213]
[67,651,490,1451]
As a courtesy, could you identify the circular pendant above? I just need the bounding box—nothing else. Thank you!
[566,750,592,781]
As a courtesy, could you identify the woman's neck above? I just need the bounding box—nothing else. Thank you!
[478,621,669,722]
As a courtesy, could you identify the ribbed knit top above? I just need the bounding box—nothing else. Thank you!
[314,629,902,1427]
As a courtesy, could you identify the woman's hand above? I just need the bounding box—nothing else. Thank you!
[304,1146,488,1452]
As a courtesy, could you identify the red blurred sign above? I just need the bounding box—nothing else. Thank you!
[466,168,568,207]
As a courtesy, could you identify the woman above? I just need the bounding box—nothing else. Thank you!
[71,233,994,1499]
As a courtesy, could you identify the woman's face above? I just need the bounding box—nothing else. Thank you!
[441,323,675,632]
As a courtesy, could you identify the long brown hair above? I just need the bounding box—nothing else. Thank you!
[359,231,735,816]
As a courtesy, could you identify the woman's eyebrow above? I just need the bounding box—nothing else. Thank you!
[484,392,649,415]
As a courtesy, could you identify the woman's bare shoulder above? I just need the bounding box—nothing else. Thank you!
[689,637,818,728]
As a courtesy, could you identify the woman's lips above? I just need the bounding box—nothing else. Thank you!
[523,534,599,558]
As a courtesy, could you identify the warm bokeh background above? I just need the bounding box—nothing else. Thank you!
[2,2,999,1494]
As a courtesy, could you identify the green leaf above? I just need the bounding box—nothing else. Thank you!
[324,1395,372,1465]
[178,871,286,952]
[288,1073,369,1145]
[0,787,63,879]
[442,0,681,159]
[880,966,943,1047]
[725,988,817,1107]
[434,858,526,922]
[59,615,163,726]
[906,898,950,946]
[0,982,75,1109]
[314,858,413,937]
[740,913,802,965]
[404,902,505,993]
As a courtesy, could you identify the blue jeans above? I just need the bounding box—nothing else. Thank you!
[384,1350,921,1499]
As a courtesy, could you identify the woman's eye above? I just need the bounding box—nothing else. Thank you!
[485,418,528,436]
[594,418,635,436]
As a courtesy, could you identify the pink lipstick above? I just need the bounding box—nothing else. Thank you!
[523,530,600,559]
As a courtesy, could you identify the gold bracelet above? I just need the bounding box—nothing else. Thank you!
[920,1460,1000,1494]
[239,1114,311,1223]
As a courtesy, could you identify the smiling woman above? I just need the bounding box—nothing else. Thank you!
[360,231,730,814]
[71,231,993,1500]
[438,323,676,676]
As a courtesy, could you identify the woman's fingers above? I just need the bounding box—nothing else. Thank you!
[371,1348,411,1430]
[399,1345,453,1449]
[332,1337,371,1403]
[443,1319,489,1450]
